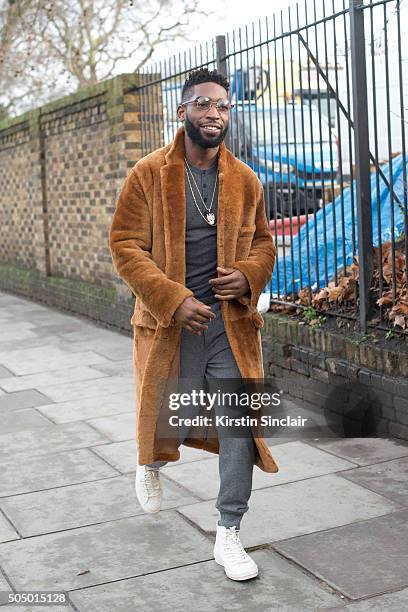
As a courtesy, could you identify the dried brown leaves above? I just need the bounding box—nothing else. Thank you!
[270,240,407,331]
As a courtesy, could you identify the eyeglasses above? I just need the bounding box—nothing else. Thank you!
[181,96,235,113]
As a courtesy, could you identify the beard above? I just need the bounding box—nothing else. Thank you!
[184,116,229,149]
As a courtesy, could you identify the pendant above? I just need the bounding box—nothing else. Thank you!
[206,212,215,225]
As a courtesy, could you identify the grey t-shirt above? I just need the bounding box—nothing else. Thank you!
[184,158,219,305]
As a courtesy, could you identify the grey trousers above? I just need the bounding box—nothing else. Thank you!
[146,300,256,529]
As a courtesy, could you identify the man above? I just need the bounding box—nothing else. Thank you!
[109,67,278,581]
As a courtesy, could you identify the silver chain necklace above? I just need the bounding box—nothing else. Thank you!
[185,159,217,213]
[184,157,218,226]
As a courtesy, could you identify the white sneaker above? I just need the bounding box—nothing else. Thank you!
[214,523,258,581]
[135,461,162,514]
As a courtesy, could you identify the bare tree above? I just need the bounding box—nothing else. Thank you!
[0,0,209,117]
[0,0,41,115]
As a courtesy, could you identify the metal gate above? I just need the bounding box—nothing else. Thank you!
[135,0,407,333]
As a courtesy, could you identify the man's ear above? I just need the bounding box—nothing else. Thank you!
[177,104,185,122]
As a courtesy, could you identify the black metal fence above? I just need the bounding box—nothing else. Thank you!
[136,0,408,334]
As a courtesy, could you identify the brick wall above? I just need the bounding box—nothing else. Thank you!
[0,73,162,328]
[0,120,39,269]
[42,94,111,284]
[262,314,408,441]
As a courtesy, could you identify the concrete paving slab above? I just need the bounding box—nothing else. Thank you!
[5,313,72,326]
[328,587,408,610]
[177,445,215,464]
[64,336,133,363]
[0,512,19,543]
[162,441,356,500]
[28,311,87,326]
[0,298,79,327]
[61,335,133,362]
[59,327,128,344]
[0,592,74,612]
[93,440,213,474]
[0,306,65,323]
[0,365,14,379]
[0,606,74,612]
[86,412,136,442]
[1,305,36,316]
[0,448,117,497]
[265,435,330,447]
[0,408,52,435]
[22,308,77,320]
[0,308,14,317]
[0,422,109,459]
[0,346,108,376]
[0,317,15,327]
[274,509,408,600]
[0,574,14,608]
[0,571,11,591]
[0,366,108,393]
[177,474,402,547]
[32,322,88,335]
[0,512,212,591]
[1,475,200,537]
[0,337,74,353]
[38,391,135,424]
[0,389,54,412]
[89,359,134,377]
[0,607,73,612]
[1,328,38,342]
[0,294,46,311]
[339,456,408,506]
[308,437,408,466]
[69,548,341,612]
[0,321,36,331]
[38,375,134,402]
[92,439,137,473]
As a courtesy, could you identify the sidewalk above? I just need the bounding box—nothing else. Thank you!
[0,289,407,612]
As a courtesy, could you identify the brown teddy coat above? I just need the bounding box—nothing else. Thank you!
[109,125,279,472]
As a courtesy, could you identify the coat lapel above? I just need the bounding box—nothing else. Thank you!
[160,128,186,285]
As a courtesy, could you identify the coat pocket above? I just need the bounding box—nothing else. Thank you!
[236,224,256,260]
[134,326,156,338]
[131,307,158,342]
[130,308,158,330]
[238,224,256,236]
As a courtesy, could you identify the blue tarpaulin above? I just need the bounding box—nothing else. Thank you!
[267,154,407,298]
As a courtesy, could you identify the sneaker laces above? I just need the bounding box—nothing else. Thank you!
[223,528,249,563]
[143,469,161,497]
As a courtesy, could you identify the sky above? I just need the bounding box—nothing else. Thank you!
[185,0,297,44]
[139,0,408,67]
[138,0,407,74]
[119,0,300,72]
[156,0,299,59]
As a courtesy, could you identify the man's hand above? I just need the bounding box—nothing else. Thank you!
[173,296,216,335]
[208,266,250,300]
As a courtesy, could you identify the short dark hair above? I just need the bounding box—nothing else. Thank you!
[181,67,230,101]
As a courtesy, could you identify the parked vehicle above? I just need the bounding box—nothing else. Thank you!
[231,102,339,215]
